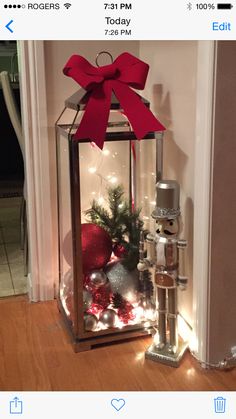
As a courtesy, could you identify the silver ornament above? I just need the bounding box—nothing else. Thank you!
[60,269,73,298]
[105,261,140,304]
[83,289,93,311]
[89,269,107,288]
[84,313,98,331]
[99,309,117,328]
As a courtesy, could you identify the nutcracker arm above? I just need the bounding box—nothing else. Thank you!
[137,231,155,271]
[177,239,188,290]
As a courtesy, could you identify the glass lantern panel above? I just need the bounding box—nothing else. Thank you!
[57,129,75,327]
[79,140,130,221]
[136,138,157,234]
[77,134,157,333]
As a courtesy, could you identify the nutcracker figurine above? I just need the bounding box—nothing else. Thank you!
[138,180,188,367]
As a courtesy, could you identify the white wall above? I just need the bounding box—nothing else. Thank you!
[139,41,198,326]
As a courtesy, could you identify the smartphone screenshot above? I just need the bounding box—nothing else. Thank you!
[0,0,235,417]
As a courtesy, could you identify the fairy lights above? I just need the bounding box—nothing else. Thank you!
[88,167,97,174]
[61,289,156,332]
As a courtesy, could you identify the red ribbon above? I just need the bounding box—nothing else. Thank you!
[63,52,165,149]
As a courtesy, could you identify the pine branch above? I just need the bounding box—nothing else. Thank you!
[112,292,125,309]
[85,185,144,271]
[85,200,112,233]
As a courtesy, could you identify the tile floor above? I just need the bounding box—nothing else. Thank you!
[0,197,27,297]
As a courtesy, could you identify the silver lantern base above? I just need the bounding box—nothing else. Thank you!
[145,341,188,367]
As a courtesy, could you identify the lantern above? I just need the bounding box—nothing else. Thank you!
[56,52,165,351]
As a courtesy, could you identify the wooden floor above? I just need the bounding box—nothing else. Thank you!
[0,296,235,391]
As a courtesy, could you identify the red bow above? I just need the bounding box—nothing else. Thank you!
[63,52,165,149]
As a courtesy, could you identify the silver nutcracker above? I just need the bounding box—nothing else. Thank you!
[138,180,188,367]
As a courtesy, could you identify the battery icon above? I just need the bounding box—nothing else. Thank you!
[217,3,233,8]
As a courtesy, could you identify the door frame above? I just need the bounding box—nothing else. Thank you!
[18,40,216,363]
[192,41,216,363]
[18,41,56,301]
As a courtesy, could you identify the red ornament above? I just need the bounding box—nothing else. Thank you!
[83,274,90,287]
[91,284,111,310]
[88,303,104,316]
[82,224,112,273]
[118,301,135,324]
[113,243,127,258]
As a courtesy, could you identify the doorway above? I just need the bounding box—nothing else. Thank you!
[0,41,27,297]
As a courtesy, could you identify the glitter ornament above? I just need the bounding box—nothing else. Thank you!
[83,289,93,311]
[88,270,107,288]
[99,309,117,328]
[118,303,135,324]
[81,223,112,273]
[92,284,111,309]
[88,303,104,316]
[84,313,98,331]
[105,261,140,304]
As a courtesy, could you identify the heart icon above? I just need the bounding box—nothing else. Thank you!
[111,398,126,412]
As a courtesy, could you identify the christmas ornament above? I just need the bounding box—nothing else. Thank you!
[88,303,104,316]
[118,304,135,324]
[105,261,140,304]
[99,309,117,328]
[62,230,73,266]
[64,294,73,320]
[83,289,93,311]
[88,270,107,288]
[112,292,134,324]
[92,284,111,309]
[84,313,98,332]
[113,243,127,258]
[60,269,73,297]
[83,274,90,288]
[81,223,112,273]
[63,52,165,149]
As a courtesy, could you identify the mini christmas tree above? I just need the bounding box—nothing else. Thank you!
[85,185,143,270]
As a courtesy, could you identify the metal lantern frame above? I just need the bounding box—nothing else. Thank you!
[56,88,164,352]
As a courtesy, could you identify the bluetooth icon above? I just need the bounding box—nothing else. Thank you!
[187,2,192,10]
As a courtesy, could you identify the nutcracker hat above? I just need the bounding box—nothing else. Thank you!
[152,180,181,219]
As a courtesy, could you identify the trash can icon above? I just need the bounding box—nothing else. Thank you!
[214,397,226,413]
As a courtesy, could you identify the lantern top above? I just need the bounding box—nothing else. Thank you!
[65,88,151,111]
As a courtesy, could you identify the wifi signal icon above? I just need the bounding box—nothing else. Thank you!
[64,3,72,9]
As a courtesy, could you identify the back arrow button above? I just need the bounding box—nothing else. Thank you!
[5,20,14,33]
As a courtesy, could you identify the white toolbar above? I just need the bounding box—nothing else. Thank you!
[0,0,236,39]
[0,392,235,418]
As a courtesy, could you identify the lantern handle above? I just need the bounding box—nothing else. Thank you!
[95,51,114,67]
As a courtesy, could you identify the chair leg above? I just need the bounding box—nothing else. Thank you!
[24,218,28,277]
[20,197,28,276]
[20,197,25,250]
